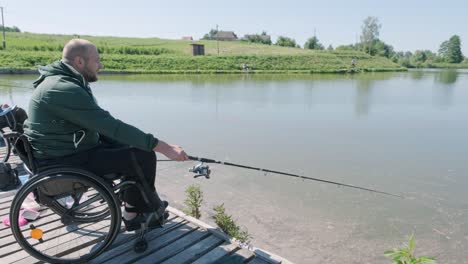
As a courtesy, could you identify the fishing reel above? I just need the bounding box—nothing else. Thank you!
[189,163,211,179]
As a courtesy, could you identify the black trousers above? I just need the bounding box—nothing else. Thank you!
[37,144,161,212]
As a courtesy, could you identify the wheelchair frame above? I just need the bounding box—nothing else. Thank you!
[6,131,167,263]
[0,128,12,162]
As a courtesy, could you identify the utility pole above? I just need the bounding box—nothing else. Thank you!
[355,33,358,50]
[216,24,219,55]
[1,6,5,50]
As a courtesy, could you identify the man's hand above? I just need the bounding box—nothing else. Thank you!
[153,140,189,161]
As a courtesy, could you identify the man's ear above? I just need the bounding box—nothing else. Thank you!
[73,56,84,68]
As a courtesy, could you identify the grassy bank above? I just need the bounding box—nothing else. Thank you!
[408,62,468,69]
[0,32,405,73]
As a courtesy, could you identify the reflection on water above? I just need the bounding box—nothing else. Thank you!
[435,70,458,84]
[0,70,466,117]
[0,77,34,106]
[355,77,374,116]
[409,70,425,80]
[433,84,454,110]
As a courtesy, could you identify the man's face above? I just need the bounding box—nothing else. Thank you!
[81,47,103,83]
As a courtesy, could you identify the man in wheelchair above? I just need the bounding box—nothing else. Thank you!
[22,39,189,232]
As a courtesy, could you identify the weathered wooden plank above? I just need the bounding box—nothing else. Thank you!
[252,248,287,264]
[0,160,291,264]
[215,248,256,263]
[160,235,223,264]
[248,257,274,264]
[0,214,76,256]
[192,242,239,264]
[0,201,45,219]
[0,182,100,217]
[0,199,15,209]
[8,218,114,264]
[3,218,112,264]
[98,214,180,252]
[89,215,186,264]
[104,223,197,263]
[167,206,232,242]
[0,209,61,240]
[135,230,210,264]
[0,192,16,204]
[2,210,118,262]
[234,248,256,261]
[0,200,108,238]
[0,190,17,201]
[0,205,13,217]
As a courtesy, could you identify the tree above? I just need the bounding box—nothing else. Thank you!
[0,25,21,32]
[411,50,436,63]
[304,36,324,50]
[439,35,463,63]
[413,50,427,63]
[360,16,381,54]
[327,44,334,51]
[438,40,449,57]
[373,40,394,58]
[202,28,218,40]
[275,36,297,48]
[242,31,272,45]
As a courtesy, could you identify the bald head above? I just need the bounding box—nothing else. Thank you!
[62,39,96,64]
[62,39,102,82]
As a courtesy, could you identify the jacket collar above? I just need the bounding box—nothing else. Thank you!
[61,60,89,87]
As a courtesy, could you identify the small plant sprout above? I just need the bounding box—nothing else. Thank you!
[384,234,436,264]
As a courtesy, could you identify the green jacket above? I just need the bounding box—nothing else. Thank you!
[24,60,158,159]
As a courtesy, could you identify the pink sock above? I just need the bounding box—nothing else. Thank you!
[2,210,28,227]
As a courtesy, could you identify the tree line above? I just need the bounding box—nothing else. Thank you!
[0,25,21,32]
[335,17,465,66]
[202,17,465,66]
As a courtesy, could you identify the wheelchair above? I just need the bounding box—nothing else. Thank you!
[6,130,168,263]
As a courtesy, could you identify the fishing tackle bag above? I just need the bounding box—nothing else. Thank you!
[0,106,28,133]
[0,163,20,191]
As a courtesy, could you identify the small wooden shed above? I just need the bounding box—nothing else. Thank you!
[190,44,205,56]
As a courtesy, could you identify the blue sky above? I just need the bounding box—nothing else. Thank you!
[1,0,467,55]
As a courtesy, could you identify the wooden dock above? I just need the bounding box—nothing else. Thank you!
[0,150,292,264]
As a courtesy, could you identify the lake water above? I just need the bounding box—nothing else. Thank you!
[1,70,467,263]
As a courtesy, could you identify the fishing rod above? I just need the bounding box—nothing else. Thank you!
[188,155,403,198]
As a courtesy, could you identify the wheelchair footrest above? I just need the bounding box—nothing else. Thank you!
[133,238,148,253]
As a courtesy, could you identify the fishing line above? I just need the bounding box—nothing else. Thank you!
[188,155,403,198]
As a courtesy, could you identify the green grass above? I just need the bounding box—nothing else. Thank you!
[423,62,468,69]
[0,32,405,73]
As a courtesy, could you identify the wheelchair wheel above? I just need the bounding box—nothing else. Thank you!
[45,187,113,224]
[10,168,122,264]
[0,130,11,162]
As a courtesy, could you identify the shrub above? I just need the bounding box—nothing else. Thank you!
[183,184,203,219]
[213,204,251,244]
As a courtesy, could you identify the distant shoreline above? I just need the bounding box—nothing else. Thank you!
[1,32,406,74]
[0,68,407,75]
[2,32,467,74]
